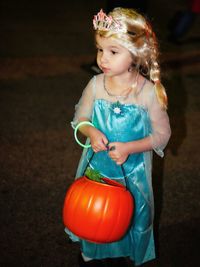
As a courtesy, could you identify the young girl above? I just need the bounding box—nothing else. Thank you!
[66,8,171,267]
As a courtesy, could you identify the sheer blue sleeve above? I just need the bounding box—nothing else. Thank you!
[71,76,96,129]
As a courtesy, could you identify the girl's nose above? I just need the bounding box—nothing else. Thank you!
[100,53,107,64]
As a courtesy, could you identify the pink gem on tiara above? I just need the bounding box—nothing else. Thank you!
[93,9,126,33]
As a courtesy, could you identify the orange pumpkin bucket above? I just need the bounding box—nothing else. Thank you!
[63,176,134,243]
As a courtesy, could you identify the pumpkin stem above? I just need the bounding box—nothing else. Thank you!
[85,167,103,182]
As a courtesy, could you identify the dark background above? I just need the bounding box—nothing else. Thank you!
[0,0,200,266]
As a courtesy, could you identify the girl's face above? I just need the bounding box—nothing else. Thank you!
[95,34,133,77]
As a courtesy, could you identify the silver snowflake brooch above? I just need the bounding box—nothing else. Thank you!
[110,101,124,117]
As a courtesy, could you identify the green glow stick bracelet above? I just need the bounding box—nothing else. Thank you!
[74,121,94,148]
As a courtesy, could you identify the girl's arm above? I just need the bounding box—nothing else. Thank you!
[71,77,108,152]
[124,136,152,154]
[147,87,171,157]
[71,77,95,129]
[71,77,107,152]
[108,137,152,165]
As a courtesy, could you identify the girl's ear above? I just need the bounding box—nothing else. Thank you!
[128,56,136,72]
[130,54,140,69]
[128,65,134,72]
[128,60,138,72]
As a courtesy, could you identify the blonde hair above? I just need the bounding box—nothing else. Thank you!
[95,7,168,109]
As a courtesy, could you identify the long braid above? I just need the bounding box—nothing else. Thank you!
[147,26,168,109]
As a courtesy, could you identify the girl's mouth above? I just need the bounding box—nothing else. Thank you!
[101,67,110,73]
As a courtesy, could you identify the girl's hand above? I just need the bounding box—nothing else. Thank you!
[108,142,129,165]
[88,127,108,153]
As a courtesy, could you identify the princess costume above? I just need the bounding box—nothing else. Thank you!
[65,74,171,266]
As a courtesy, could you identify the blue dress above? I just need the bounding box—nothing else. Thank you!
[66,96,156,266]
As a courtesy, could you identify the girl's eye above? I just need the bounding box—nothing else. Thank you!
[111,50,118,55]
[96,47,103,52]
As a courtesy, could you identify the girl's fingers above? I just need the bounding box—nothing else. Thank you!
[93,143,107,152]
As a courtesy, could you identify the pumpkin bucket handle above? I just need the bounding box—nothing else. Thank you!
[84,145,129,190]
[107,143,129,190]
[101,177,125,188]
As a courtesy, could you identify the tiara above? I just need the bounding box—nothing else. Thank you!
[93,9,126,34]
